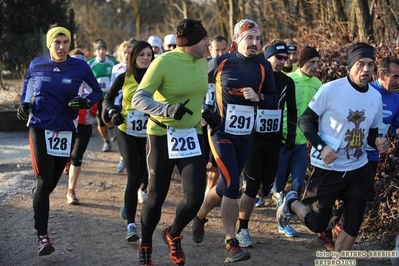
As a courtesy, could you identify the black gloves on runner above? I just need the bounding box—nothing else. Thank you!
[202,109,219,136]
[284,133,296,153]
[108,108,124,126]
[17,103,32,121]
[68,95,91,109]
[167,99,193,120]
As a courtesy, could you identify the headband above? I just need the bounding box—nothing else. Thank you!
[46,27,71,49]
[265,44,288,59]
[347,48,374,69]
[176,25,207,47]
[233,19,260,41]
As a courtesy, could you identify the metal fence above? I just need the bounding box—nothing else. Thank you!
[0,33,47,110]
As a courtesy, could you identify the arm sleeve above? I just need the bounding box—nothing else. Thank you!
[367,127,378,149]
[286,79,297,137]
[207,58,217,83]
[103,73,125,112]
[298,107,327,148]
[131,89,170,117]
[258,60,277,109]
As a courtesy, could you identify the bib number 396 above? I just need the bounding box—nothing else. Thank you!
[45,130,72,157]
[167,127,201,159]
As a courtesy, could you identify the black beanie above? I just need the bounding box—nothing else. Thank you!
[298,46,320,67]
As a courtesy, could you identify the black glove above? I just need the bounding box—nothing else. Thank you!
[17,103,32,121]
[284,133,296,153]
[167,99,193,120]
[109,109,124,126]
[68,95,91,109]
[202,109,219,136]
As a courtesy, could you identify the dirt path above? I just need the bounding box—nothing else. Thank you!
[0,131,393,266]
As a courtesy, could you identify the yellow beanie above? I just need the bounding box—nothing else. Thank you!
[46,27,71,48]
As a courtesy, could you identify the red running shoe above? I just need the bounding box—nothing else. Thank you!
[38,235,55,256]
[162,226,186,266]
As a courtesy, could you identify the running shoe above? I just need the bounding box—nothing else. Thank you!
[224,238,251,263]
[138,189,147,204]
[38,235,55,256]
[102,141,111,152]
[161,226,185,266]
[236,228,254,248]
[120,204,127,220]
[317,231,335,251]
[332,222,343,242]
[116,157,125,173]
[109,126,117,142]
[254,197,264,207]
[126,223,139,242]
[272,191,281,204]
[138,244,153,266]
[277,218,298,237]
[276,190,298,222]
[64,161,71,175]
[191,216,208,243]
[66,190,79,205]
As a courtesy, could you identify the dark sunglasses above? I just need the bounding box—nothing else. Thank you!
[275,54,288,61]
[167,44,176,48]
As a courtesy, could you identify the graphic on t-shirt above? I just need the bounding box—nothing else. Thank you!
[344,109,365,159]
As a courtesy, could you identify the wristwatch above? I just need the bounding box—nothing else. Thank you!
[316,144,324,152]
[258,93,265,101]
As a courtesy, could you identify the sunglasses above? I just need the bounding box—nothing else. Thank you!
[167,44,176,48]
[275,54,289,61]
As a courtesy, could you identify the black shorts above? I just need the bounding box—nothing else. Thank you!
[302,163,374,210]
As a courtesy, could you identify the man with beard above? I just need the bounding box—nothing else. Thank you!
[236,40,297,248]
[277,42,389,252]
[191,19,277,263]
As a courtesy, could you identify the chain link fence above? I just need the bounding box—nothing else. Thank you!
[0,33,47,110]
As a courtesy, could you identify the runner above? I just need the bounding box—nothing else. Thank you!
[191,19,277,263]
[17,25,101,256]
[132,19,210,266]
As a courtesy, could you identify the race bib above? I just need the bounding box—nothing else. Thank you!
[205,83,216,105]
[45,130,72,157]
[97,77,110,93]
[255,109,281,133]
[310,133,341,170]
[224,104,254,135]
[126,110,149,137]
[167,127,201,159]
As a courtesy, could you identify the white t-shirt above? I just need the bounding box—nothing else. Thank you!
[309,77,382,171]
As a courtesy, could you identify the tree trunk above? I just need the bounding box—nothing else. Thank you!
[130,0,141,39]
[353,0,373,43]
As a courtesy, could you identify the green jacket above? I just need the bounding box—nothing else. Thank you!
[282,68,322,145]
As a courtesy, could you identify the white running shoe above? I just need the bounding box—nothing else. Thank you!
[138,190,147,204]
[116,157,125,173]
[236,228,253,248]
[102,141,111,152]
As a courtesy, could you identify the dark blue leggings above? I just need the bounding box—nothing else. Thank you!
[210,132,253,199]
